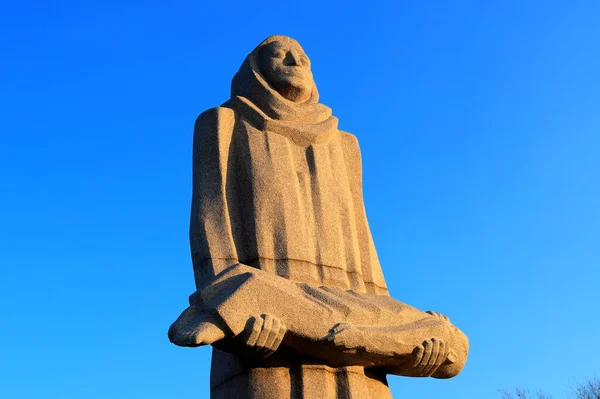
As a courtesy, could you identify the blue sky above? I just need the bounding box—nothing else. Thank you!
[1,1,598,398]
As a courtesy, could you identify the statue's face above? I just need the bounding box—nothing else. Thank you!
[258,40,314,103]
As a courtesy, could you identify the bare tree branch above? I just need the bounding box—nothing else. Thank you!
[500,375,600,399]
[570,375,600,399]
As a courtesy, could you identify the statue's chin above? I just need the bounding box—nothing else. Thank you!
[277,83,312,103]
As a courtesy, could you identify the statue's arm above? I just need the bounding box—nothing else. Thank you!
[189,107,240,291]
[173,116,291,352]
[340,131,389,295]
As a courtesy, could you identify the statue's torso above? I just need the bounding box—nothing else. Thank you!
[216,108,387,295]
[196,107,394,399]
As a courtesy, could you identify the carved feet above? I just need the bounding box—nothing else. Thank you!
[167,305,226,347]
[426,310,450,323]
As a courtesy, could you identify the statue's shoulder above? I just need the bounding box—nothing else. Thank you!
[194,105,236,138]
[338,130,362,158]
[339,130,359,146]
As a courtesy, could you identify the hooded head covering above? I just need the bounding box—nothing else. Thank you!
[230,35,338,146]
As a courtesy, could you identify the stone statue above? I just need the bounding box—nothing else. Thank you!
[168,35,469,398]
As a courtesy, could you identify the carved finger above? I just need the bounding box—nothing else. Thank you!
[435,339,450,373]
[255,314,274,348]
[271,323,287,351]
[412,344,425,369]
[245,316,263,347]
[437,339,447,362]
[418,340,434,373]
[422,338,438,375]
[432,339,445,373]
[263,317,281,350]
[424,338,443,376]
[441,338,450,364]
[435,339,446,367]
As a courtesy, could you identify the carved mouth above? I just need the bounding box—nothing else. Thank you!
[282,69,306,78]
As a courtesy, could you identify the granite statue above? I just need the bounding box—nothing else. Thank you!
[168,35,469,398]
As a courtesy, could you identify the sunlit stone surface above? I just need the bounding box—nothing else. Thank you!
[168,35,469,399]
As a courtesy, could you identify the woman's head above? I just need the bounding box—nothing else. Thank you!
[256,36,314,103]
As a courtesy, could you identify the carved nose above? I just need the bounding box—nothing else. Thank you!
[284,52,300,66]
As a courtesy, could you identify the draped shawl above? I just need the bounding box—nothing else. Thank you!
[190,35,392,398]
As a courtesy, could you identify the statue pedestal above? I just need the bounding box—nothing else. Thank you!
[210,348,393,399]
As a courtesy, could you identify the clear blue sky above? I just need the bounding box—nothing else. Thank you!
[1,1,598,398]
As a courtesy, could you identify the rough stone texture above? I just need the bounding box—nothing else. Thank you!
[168,35,469,398]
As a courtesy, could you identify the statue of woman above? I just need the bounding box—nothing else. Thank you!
[168,35,468,399]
